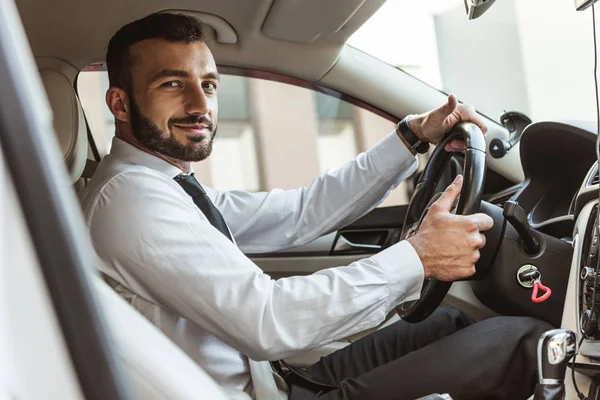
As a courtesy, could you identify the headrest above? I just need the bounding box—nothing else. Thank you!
[37,58,88,184]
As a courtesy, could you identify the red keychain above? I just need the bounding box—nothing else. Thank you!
[531,278,552,303]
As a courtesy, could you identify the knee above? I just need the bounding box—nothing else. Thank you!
[484,316,554,340]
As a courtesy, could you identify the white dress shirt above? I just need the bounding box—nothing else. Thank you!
[79,131,425,399]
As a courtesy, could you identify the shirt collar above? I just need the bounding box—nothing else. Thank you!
[109,136,191,179]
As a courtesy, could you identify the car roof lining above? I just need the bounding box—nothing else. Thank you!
[16,0,386,82]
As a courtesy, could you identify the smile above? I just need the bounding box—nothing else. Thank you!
[173,124,211,136]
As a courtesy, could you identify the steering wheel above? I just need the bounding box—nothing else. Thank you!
[396,122,487,323]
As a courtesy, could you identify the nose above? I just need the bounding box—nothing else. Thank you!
[184,84,209,116]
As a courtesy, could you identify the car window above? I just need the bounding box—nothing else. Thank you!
[77,71,411,207]
[348,0,597,124]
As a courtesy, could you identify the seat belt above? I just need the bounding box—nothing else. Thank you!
[82,158,98,179]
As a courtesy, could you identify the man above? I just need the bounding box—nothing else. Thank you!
[80,13,551,400]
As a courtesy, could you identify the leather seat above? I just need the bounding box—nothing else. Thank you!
[38,58,88,185]
[39,57,248,399]
[93,274,249,399]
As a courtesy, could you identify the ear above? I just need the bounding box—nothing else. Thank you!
[106,87,131,123]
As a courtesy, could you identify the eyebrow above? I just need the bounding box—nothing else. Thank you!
[149,69,221,84]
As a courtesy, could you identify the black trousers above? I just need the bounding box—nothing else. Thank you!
[286,308,552,400]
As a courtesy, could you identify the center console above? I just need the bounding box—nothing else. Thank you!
[562,195,600,399]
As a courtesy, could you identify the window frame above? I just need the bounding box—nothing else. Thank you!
[76,65,401,160]
[218,66,400,125]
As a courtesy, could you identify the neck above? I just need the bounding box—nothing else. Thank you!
[156,152,191,174]
[115,132,191,174]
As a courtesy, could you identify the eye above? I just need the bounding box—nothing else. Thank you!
[161,81,181,88]
[203,81,218,92]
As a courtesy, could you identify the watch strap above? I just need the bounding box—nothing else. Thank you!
[397,115,429,154]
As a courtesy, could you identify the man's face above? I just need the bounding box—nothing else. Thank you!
[126,39,219,162]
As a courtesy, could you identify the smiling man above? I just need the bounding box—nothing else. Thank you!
[80,13,551,400]
[106,34,219,166]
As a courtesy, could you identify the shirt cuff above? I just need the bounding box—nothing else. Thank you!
[367,130,418,181]
[370,240,424,308]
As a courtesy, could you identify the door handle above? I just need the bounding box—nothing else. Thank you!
[334,234,382,251]
[332,232,385,254]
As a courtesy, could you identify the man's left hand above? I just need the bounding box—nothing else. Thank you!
[409,94,488,152]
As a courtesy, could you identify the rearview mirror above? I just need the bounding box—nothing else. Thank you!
[464,0,497,20]
[575,0,600,11]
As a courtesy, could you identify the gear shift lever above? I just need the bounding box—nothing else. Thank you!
[534,329,577,400]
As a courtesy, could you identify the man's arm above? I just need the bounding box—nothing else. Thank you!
[89,171,424,361]
[210,94,489,254]
[208,131,418,254]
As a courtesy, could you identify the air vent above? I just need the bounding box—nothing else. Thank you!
[579,204,600,340]
[589,163,600,187]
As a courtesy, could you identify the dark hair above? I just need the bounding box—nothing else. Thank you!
[106,13,206,92]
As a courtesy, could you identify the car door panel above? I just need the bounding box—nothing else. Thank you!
[250,204,497,320]
[250,205,408,278]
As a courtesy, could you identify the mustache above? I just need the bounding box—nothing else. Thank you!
[169,115,214,131]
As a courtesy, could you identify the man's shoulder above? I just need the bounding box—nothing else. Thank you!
[80,156,181,214]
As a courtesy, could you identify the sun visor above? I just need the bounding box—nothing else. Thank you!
[262,0,366,43]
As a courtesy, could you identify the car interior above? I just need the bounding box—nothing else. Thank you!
[2,0,600,399]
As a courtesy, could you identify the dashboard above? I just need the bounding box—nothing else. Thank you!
[564,174,600,396]
[476,120,600,394]
[513,121,597,238]
[469,121,597,328]
[543,123,600,393]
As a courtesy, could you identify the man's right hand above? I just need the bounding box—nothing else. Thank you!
[407,175,494,282]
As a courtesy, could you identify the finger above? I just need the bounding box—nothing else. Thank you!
[434,94,459,120]
[457,104,488,134]
[479,233,487,248]
[464,213,494,232]
[446,94,458,114]
[463,264,477,279]
[444,140,466,152]
[432,174,463,212]
[450,140,466,150]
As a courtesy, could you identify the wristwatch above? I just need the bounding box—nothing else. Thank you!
[397,115,430,154]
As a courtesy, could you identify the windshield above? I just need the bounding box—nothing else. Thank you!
[348,0,598,124]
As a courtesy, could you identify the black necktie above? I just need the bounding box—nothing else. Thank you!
[174,174,233,242]
[174,173,336,389]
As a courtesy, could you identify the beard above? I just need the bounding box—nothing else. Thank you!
[129,100,216,162]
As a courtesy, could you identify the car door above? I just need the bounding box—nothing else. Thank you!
[207,73,420,278]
